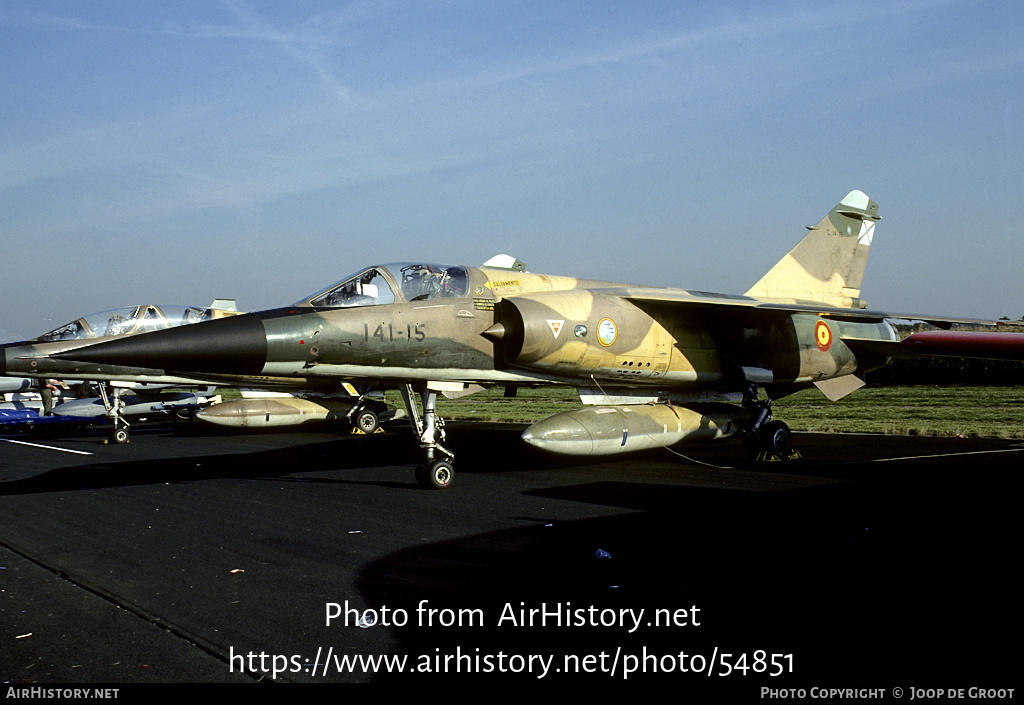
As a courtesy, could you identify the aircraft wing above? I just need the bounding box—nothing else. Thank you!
[614,288,1001,329]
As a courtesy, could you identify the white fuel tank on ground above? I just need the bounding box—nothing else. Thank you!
[521,402,748,456]
[196,397,356,428]
[196,396,404,429]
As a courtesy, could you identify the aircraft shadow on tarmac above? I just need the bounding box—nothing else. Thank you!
[0,421,1016,685]
[1,421,1018,498]
[0,422,699,495]
[0,420,876,498]
[0,431,414,496]
[351,448,1016,684]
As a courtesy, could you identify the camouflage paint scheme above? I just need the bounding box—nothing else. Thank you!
[37,191,1012,482]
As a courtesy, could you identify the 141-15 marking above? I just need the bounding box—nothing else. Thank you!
[364,322,426,343]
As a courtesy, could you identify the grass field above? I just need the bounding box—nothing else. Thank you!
[420,385,1024,439]
[771,386,1024,438]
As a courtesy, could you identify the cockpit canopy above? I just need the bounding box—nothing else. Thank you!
[302,263,470,308]
[35,305,212,342]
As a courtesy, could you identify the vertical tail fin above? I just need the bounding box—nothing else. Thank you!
[745,190,880,308]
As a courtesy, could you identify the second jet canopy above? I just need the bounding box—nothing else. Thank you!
[34,305,218,342]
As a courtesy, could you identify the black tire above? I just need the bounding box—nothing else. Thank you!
[112,428,129,444]
[762,420,792,460]
[416,461,454,490]
[355,409,379,434]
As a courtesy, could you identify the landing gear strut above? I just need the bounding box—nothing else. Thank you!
[97,382,130,444]
[401,384,455,489]
[742,385,798,463]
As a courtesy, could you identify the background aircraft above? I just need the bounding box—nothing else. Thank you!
[1,301,402,441]
[0,302,239,440]
[2,302,239,381]
[2,305,226,405]
[48,191,1022,487]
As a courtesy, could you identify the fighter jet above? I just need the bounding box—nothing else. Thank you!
[45,191,1022,487]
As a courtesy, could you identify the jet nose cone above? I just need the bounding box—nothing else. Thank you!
[51,314,269,376]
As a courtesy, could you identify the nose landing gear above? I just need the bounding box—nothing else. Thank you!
[401,384,455,489]
[97,382,131,444]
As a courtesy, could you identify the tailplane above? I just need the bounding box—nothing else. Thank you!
[745,190,880,308]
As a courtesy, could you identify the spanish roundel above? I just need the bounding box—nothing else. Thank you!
[815,320,832,352]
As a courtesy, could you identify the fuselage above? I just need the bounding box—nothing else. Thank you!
[42,262,897,400]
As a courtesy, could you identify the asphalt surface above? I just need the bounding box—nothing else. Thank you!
[0,420,1019,690]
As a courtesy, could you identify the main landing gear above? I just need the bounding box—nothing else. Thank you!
[401,384,455,490]
[742,385,800,463]
[345,393,380,435]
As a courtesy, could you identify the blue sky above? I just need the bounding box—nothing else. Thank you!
[2,0,1021,340]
